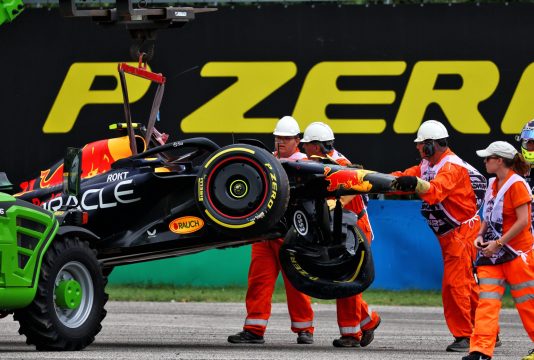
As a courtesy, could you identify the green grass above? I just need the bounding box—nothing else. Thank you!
[106,285,516,308]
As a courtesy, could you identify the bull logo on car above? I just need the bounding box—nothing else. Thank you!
[323,167,373,193]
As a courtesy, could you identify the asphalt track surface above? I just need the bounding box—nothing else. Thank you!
[0,302,531,359]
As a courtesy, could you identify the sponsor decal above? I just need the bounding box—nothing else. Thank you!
[323,167,372,192]
[42,179,141,211]
[427,213,442,233]
[39,165,63,189]
[293,210,308,236]
[289,254,318,281]
[147,229,157,238]
[169,216,205,234]
[107,171,129,182]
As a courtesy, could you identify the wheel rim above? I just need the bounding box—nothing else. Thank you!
[206,156,268,219]
[283,227,364,281]
[54,261,94,328]
[55,279,82,309]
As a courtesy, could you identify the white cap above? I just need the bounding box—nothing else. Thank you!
[300,122,335,143]
[476,141,518,160]
[414,120,449,142]
[273,116,300,136]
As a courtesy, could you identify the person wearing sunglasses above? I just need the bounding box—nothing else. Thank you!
[462,141,534,360]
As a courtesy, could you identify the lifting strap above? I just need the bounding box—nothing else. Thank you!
[118,54,166,156]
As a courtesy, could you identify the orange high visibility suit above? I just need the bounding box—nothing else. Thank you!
[470,171,534,358]
[330,150,381,340]
[393,148,481,338]
[243,149,314,336]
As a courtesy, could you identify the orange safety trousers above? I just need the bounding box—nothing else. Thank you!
[243,239,314,336]
[336,213,380,338]
[438,220,480,338]
[471,252,534,358]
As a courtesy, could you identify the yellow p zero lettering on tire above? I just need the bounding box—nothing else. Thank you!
[267,172,278,209]
[290,254,318,281]
[204,210,255,229]
[334,251,366,283]
[204,147,255,168]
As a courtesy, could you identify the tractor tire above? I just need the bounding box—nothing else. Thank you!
[14,236,107,351]
[280,223,375,300]
[196,144,289,236]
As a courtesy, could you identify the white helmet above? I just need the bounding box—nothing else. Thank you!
[300,122,335,143]
[273,116,300,136]
[414,120,449,142]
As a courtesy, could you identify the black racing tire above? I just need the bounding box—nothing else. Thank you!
[196,144,289,235]
[280,223,375,299]
[14,237,107,351]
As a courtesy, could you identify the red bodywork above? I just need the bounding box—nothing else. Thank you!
[18,136,132,194]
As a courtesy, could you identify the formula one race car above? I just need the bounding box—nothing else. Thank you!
[3,62,397,351]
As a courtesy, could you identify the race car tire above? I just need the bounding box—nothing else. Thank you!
[14,236,107,351]
[196,144,289,235]
[279,223,375,299]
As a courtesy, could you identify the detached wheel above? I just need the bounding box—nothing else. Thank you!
[280,223,375,299]
[14,237,107,351]
[196,144,289,235]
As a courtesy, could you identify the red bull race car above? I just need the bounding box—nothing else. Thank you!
[7,62,398,351]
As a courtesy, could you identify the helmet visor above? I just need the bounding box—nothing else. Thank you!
[521,139,534,149]
[520,129,534,141]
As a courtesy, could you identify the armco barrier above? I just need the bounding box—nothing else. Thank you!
[109,200,445,290]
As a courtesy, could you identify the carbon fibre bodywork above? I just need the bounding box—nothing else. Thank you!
[15,133,396,299]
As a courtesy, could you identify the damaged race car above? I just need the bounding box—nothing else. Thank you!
[2,62,398,351]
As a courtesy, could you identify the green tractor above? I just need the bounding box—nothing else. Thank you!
[0,149,108,350]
